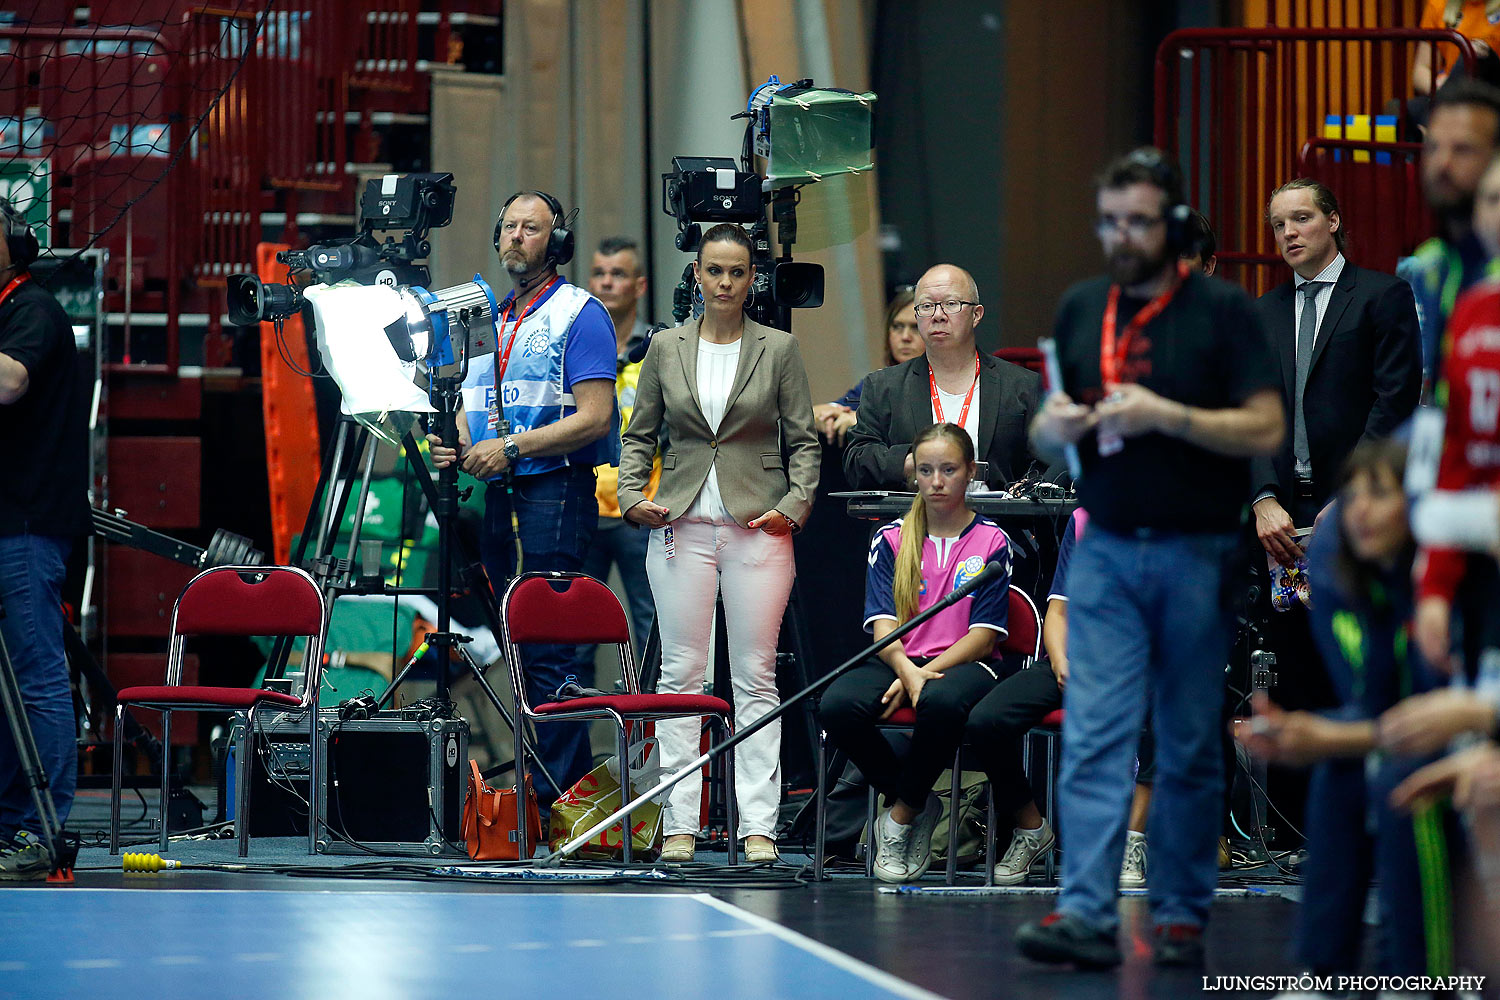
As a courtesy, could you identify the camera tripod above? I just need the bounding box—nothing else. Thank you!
[0,595,78,879]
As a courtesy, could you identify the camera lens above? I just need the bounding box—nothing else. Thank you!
[227,274,303,326]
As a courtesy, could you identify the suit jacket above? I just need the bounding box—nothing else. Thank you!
[842,352,1042,490]
[1251,261,1422,510]
[617,315,820,529]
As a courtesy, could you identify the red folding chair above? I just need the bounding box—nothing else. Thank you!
[813,584,1043,883]
[110,565,328,857]
[500,572,737,863]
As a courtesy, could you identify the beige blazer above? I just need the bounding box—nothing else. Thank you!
[617,316,819,529]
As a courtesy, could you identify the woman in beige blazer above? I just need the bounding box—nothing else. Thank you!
[618,223,820,863]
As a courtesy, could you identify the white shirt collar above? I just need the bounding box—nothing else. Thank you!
[1294,252,1344,289]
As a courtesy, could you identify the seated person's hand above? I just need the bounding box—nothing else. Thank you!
[827,409,858,446]
[813,402,852,443]
[878,676,908,720]
[1377,688,1497,756]
[897,662,944,708]
[1389,742,1500,813]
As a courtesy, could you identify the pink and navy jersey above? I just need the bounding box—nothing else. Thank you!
[864,514,1012,660]
[1047,508,1089,602]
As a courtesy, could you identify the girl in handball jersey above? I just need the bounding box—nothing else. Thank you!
[819,422,1013,883]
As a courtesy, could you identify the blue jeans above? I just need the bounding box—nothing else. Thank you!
[0,533,76,839]
[1057,526,1238,932]
[579,516,656,673]
[482,467,599,803]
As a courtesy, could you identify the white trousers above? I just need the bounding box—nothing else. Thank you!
[646,517,794,839]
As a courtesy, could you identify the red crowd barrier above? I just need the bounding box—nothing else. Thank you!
[1153,27,1474,296]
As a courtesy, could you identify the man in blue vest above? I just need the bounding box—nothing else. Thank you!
[429,190,619,804]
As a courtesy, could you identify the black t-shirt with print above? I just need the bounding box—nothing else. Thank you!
[1051,271,1278,534]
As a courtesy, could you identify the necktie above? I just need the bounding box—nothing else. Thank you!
[1293,282,1321,478]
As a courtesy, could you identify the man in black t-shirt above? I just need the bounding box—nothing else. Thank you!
[1015,151,1283,968]
[0,199,88,880]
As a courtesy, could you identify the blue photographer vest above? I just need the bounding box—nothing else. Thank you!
[460,281,620,479]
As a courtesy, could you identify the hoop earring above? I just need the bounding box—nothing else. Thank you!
[693,284,704,305]
[746,284,757,311]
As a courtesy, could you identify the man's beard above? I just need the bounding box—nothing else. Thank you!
[1106,248,1170,287]
[1425,178,1476,235]
[503,246,543,276]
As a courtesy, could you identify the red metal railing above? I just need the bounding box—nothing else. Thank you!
[1154,27,1474,296]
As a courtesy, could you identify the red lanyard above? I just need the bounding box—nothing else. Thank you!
[0,272,29,310]
[494,275,561,380]
[930,352,981,427]
[1100,260,1188,387]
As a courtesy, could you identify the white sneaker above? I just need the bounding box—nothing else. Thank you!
[903,792,944,882]
[991,818,1055,885]
[1119,831,1147,888]
[873,809,913,883]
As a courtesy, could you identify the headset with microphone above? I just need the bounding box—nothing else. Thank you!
[0,197,40,273]
[492,189,575,269]
[1122,147,1196,257]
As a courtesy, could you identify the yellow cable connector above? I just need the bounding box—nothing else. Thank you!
[123,853,182,872]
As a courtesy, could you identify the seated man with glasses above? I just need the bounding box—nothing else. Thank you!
[844,263,1043,491]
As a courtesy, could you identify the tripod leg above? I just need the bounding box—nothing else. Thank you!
[0,619,63,868]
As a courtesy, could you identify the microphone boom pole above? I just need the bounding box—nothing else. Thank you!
[543,556,1008,865]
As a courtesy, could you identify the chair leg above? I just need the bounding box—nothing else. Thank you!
[985,781,997,886]
[813,729,827,881]
[1050,731,1062,881]
[306,707,320,856]
[617,723,632,865]
[109,704,126,855]
[514,703,530,862]
[946,747,961,885]
[864,782,876,879]
[722,718,738,867]
[237,709,254,858]
[159,710,172,852]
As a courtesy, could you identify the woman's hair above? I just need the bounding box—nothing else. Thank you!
[881,288,917,367]
[892,423,976,622]
[696,223,754,262]
[1333,437,1412,612]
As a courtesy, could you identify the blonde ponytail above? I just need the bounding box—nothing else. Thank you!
[892,493,927,623]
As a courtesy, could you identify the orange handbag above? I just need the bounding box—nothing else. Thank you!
[461,759,541,860]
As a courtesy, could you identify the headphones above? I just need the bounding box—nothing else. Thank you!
[0,197,39,272]
[1123,148,1194,255]
[492,190,575,267]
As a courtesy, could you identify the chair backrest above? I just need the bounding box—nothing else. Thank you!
[500,572,635,711]
[168,565,327,701]
[997,584,1042,661]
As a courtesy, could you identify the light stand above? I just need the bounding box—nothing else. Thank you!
[544,556,1008,865]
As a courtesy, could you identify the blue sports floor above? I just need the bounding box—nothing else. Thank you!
[0,888,941,1000]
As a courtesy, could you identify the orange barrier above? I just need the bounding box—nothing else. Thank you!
[256,243,320,565]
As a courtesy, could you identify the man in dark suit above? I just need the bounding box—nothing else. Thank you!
[1251,177,1422,985]
[1252,178,1422,561]
[843,263,1041,491]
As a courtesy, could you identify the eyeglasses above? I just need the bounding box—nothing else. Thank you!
[1095,214,1165,239]
[913,299,978,318]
